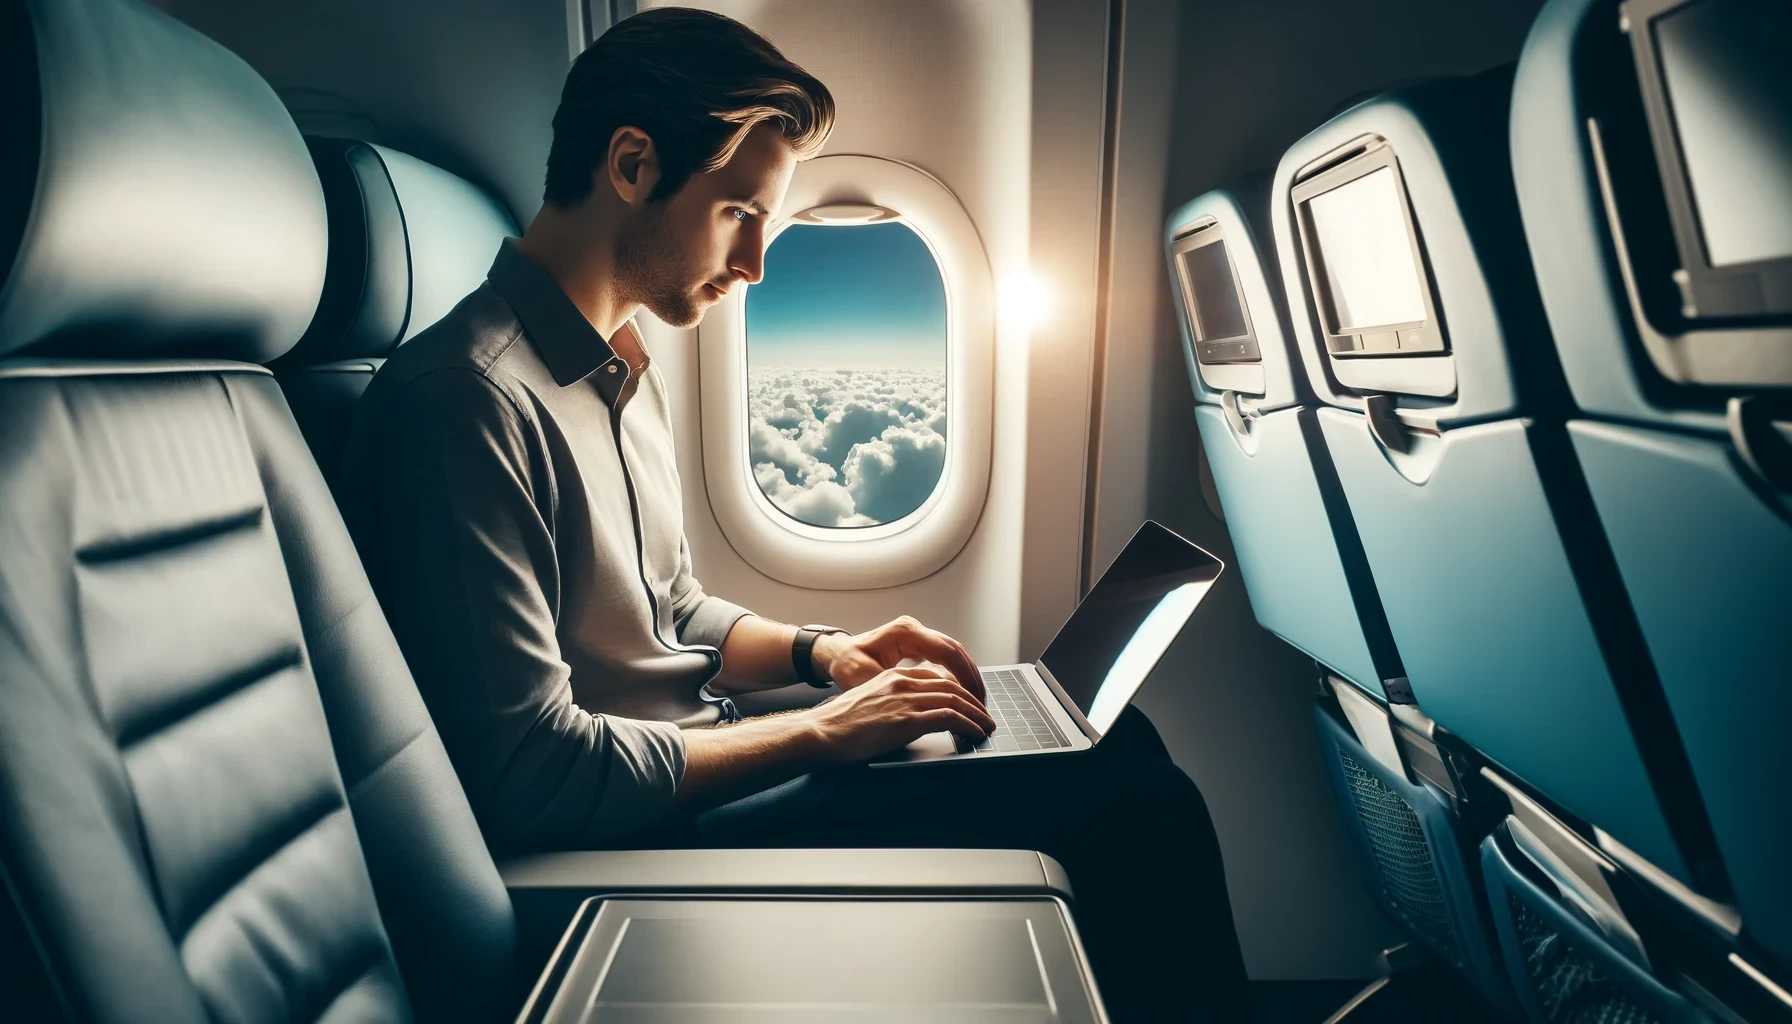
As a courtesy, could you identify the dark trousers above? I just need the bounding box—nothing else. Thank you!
[637,706,1252,1023]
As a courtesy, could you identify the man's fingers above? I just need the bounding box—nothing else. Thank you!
[891,625,986,704]
[935,637,984,704]
[915,708,989,742]
[884,671,980,706]
[883,666,950,691]
[900,690,996,733]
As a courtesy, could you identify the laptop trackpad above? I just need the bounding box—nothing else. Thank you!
[885,730,959,763]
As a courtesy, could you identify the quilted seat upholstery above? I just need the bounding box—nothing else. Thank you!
[0,0,517,1020]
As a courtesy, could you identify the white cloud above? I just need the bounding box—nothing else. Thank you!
[748,419,810,486]
[747,367,947,527]
[844,425,948,523]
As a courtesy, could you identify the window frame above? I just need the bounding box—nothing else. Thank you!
[697,154,994,590]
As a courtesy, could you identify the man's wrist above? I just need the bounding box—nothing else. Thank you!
[791,712,840,765]
[808,630,846,677]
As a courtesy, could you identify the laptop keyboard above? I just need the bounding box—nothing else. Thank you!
[958,669,1073,754]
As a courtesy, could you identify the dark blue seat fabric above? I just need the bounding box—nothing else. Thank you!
[1511,0,1792,963]
[1481,829,1711,1024]
[1314,706,1517,1017]
[0,0,517,1019]
[1267,69,1706,895]
[277,137,517,491]
[1165,185,1403,700]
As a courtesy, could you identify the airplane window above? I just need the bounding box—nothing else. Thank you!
[744,221,948,528]
[695,153,991,589]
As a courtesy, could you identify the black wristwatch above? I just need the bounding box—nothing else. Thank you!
[792,624,848,688]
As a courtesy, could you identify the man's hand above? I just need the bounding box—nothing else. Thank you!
[805,665,996,763]
[810,615,986,704]
[677,664,997,808]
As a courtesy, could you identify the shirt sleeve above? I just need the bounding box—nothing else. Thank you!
[668,530,751,650]
[366,367,684,851]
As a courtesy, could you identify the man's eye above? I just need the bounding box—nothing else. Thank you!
[731,208,749,223]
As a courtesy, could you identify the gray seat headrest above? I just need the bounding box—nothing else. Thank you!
[0,0,326,364]
[283,138,518,366]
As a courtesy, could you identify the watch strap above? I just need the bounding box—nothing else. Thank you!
[792,625,847,688]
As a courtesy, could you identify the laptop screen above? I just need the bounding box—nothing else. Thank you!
[1038,522,1223,735]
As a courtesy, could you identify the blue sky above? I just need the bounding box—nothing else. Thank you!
[746,222,947,370]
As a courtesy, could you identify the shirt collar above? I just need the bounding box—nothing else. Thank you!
[486,239,629,390]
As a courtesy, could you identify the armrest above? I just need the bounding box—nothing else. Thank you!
[518,894,1105,1024]
[501,848,1073,973]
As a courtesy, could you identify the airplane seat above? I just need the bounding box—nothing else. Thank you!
[276,137,517,493]
[1270,68,1738,1021]
[1270,65,1706,883]
[1511,0,1792,985]
[0,0,521,1019]
[1165,183,1403,701]
[1167,180,1519,1014]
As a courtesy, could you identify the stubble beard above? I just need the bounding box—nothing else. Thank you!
[614,201,705,329]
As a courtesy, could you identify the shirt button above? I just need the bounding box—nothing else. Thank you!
[606,364,618,374]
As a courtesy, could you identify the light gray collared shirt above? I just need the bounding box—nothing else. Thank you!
[340,241,750,853]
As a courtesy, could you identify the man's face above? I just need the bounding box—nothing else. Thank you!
[614,123,798,328]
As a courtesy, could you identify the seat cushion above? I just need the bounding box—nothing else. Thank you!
[236,365,518,1021]
[0,363,408,1023]
[0,362,520,1022]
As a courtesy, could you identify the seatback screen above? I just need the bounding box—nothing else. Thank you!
[1306,166,1429,332]
[1039,523,1222,735]
[1179,238,1249,342]
[1654,0,1792,268]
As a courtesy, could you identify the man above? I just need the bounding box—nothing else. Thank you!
[341,9,1249,1021]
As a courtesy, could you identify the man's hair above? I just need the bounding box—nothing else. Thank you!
[543,8,835,206]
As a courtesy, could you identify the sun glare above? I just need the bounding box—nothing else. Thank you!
[999,269,1052,337]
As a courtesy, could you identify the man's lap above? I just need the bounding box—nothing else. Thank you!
[632,706,1202,855]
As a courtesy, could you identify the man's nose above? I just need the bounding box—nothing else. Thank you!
[730,237,766,285]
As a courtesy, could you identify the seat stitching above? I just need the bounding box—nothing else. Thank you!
[308,589,377,661]
[191,870,386,1024]
[116,645,304,749]
[344,724,432,799]
[174,786,345,942]
[311,958,388,1024]
[74,505,265,565]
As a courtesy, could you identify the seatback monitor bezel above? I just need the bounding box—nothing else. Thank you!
[1291,142,1449,361]
[1623,0,1792,325]
[1170,222,1262,366]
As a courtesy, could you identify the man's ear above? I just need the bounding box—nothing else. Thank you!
[606,126,660,206]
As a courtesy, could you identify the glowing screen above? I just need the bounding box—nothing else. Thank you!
[1306,166,1428,332]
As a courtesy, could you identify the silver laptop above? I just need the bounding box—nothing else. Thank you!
[871,521,1223,767]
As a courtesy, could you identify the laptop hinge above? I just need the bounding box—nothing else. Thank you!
[1032,662,1100,741]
